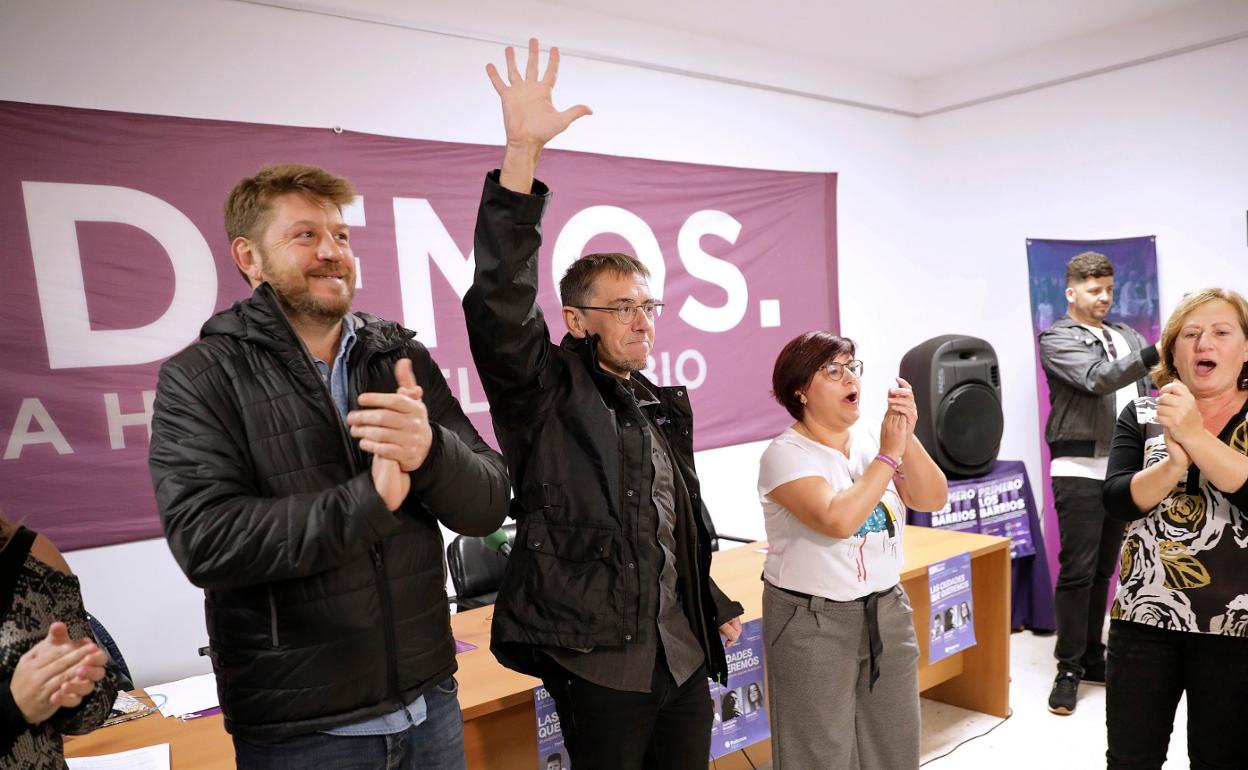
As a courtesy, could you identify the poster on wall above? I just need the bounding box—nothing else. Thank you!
[0,100,838,551]
[1025,236,1160,579]
[709,618,769,760]
[928,552,976,663]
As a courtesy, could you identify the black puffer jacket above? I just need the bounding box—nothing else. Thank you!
[464,173,742,685]
[149,284,508,742]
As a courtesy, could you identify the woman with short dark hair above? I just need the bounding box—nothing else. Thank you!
[1103,288,1248,769]
[758,332,947,769]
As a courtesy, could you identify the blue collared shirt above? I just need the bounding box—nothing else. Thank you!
[310,313,427,736]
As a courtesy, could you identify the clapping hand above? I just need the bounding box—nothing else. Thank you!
[10,622,108,725]
[1156,381,1201,444]
[886,377,918,436]
[351,358,429,510]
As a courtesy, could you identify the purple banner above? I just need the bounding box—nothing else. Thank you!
[1025,237,1159,585]
[928,553,976,663]
[0,100,837,551]
[533,685,568,770]
[709,618,768,759]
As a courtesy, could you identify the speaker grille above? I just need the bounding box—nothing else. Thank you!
[935,383,1004,469]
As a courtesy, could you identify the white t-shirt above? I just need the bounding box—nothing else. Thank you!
[1051,323,1139,481]
[757,426,905,601]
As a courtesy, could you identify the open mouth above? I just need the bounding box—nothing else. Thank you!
[1195,359,1217,376]
[846,391,860,404]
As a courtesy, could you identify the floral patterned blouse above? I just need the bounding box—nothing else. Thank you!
[1103,398,1248,636]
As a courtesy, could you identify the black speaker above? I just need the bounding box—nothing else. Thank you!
[899,335,1003,479]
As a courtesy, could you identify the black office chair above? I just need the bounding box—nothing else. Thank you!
[446,524,516,612]
[700,509,754,552]
[87,612,134,689]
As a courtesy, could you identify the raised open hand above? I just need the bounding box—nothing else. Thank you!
[487,38,591,153]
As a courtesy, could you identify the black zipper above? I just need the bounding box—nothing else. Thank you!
[345,338,405,708]
[262,290,405,708]
[372,544,403,706]
[267,586,280,648]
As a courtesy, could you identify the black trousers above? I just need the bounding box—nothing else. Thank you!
[1052,476,1124,674]
[1106,620,1248,769]
[539,655,712,770]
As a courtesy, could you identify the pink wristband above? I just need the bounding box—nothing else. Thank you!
[874,453,901,473]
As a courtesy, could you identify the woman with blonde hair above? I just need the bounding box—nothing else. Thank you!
[1,512,118,768]
[1103,288,1248,769]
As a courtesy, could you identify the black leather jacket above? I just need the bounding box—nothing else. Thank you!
[463,172,742,685]
[149,284,508,742]
[1039,315,1157,457]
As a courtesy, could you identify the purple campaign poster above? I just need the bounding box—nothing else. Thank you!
[974,470,1035,558]
[709,618,769,759]
[927,486,980,533]
[534,686,569,770]
[1026,237,1159,585]
[928,553,976,664]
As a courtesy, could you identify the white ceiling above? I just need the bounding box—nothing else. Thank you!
[540,0,1204,79]
[250,0,1248,114]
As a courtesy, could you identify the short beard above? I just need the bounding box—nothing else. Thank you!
[274,288,350,328]
[257,247,354,328]
[599,350,648,376]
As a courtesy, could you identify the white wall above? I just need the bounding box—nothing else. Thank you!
[5,0,1246,686]
[912,37,1248,503]
[4,0,917,686]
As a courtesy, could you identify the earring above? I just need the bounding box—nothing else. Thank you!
[798,393,808,404]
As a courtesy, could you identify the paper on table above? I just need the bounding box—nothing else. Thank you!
[146,673,219,718]
[66,743,170,770]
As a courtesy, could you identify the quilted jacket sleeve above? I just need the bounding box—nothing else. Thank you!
[404,341,509,536]
[461,171,558,427]
[149,359,404,589]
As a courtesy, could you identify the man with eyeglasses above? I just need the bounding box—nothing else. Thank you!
[462,39,744,769]
[1038,251,1157,716]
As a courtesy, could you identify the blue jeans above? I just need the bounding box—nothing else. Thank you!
[232,678,467,770]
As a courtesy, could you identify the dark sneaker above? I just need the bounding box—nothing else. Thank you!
[1048,671,1079,715]
[1081,660,1106,685]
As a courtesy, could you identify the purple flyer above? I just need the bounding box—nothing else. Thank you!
[534,686,569,770]
[974,470,1036,558]
[708,618,769,759]
[928,553,977,664]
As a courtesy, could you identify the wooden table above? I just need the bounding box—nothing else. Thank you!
[67,525,1010,767]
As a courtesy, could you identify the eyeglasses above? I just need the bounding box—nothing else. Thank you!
[573,303,665,324]
[821,360,864,380]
